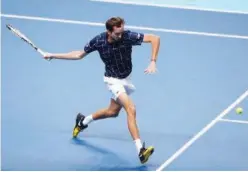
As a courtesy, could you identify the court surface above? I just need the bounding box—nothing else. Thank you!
[1,0,248,170]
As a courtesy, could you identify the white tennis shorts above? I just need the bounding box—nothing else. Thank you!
[103,75,136,100]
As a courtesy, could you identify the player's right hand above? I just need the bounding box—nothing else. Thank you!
[43,53,53,60]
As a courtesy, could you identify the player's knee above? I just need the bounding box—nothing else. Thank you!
[127,104,136,117]
[106,109,120,118]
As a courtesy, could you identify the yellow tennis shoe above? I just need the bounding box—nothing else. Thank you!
[139,143,154,164]
[72,113,88,138]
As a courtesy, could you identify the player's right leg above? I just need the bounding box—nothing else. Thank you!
[72,98,122,138]
[91,98,122,120]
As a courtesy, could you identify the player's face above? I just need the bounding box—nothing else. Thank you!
[110,24,124,42]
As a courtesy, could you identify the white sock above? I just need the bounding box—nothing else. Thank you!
[82,114,93,125]
[134,139,143,153]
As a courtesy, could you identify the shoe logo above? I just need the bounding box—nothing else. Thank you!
[78,120,83,126]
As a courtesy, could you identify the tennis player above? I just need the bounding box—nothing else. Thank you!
[44,17,160,164]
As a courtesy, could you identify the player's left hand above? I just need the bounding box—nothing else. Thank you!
[144,61,157,74]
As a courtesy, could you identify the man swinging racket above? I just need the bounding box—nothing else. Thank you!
[44,17,160,164]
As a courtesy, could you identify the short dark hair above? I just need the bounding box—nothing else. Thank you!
[105,17,125,32]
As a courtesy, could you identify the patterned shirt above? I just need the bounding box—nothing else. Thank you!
[84,30,144,79]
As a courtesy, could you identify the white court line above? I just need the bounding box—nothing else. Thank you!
[219,118,248,124]
[1,14,248,40]
[90,0,248,15]
[156,89,248,171]
[0,23,1,172]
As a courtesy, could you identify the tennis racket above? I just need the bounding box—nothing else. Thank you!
[6,24,50,60]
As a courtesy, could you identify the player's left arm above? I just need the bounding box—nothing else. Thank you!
[143,34,160,62]
[143,34,160,74]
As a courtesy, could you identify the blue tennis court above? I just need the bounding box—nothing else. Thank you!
[1,0,248,170]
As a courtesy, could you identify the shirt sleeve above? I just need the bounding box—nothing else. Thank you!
[126,31,144,45]
[84,36,98,54]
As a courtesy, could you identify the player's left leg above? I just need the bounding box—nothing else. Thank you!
[116,92,154,164]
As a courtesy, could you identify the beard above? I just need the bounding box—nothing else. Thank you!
[111,35,122,42]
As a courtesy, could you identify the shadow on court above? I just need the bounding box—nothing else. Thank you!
[71,138,152,171]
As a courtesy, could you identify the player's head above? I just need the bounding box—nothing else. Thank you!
[106,17,125,42]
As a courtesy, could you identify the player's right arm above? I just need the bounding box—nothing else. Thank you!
[44,50,87,60]
[43,35,98,60]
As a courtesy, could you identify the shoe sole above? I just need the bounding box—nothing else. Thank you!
[141,146,154,164]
